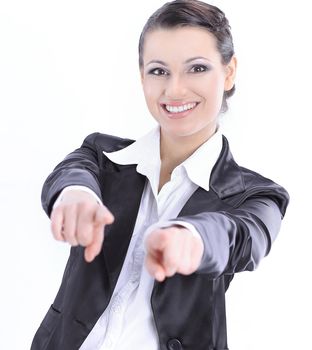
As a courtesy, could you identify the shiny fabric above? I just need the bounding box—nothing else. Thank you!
[32,133,289,350]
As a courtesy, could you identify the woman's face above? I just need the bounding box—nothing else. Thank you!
[140,26,236,142]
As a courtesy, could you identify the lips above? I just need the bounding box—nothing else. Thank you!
[161,102,199,118]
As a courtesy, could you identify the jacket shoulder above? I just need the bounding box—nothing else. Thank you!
[235,165,289,217]
[83,132,135,152]
[240,165,280,189]
[212,136,289,216]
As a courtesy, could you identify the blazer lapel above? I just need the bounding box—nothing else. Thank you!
[100,163,146,290]
[209,135,245,199]
[69,163,146,334]
[178,135,245,216]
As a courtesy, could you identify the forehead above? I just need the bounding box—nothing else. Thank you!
[143,26,221,64]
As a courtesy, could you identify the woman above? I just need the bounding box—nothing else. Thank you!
[31,1,289,349]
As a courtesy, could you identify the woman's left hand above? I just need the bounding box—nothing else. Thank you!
[144,226,204,282]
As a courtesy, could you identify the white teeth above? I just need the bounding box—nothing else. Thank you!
[165,102,197,113]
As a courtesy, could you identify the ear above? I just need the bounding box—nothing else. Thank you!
[224,56,237,91]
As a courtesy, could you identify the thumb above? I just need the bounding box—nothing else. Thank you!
[95,205,114,226]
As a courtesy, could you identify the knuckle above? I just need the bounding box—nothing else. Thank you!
[164,254,177,269]
[158,229,170,243]
[64,232,78,246]
[77,232,93,246]
[176,265,188,275]
[65,228,75,238]
[79,201,96,212]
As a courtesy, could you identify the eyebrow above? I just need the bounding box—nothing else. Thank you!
[146,56,212,66]
[185,56,212,64]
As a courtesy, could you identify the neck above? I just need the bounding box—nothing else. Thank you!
[159,126,217,169]
[157,125,217,193]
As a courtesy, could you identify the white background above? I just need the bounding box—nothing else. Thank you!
[0,0,311,349]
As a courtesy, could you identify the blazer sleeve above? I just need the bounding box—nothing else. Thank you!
[175,195,287,279]
[41,133,102,217]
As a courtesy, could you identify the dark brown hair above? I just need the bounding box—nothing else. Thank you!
[138,0,235,113]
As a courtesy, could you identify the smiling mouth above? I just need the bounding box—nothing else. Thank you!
[161,102,199,114]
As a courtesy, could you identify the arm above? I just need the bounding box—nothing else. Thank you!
[145,195,286,281]
[177,196,283,278]
[41,133,103,216]
[42,134,114,262]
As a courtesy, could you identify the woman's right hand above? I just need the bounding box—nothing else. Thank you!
[50,190,114,262]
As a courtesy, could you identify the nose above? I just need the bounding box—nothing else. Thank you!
[164,75,187,100]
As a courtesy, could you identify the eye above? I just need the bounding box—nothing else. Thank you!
[148,68,169,76]
[189,64,210,73]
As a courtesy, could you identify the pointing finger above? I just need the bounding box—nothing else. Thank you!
[84,225,105,263]
[145,253,166,282]
[94,205,114,226]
